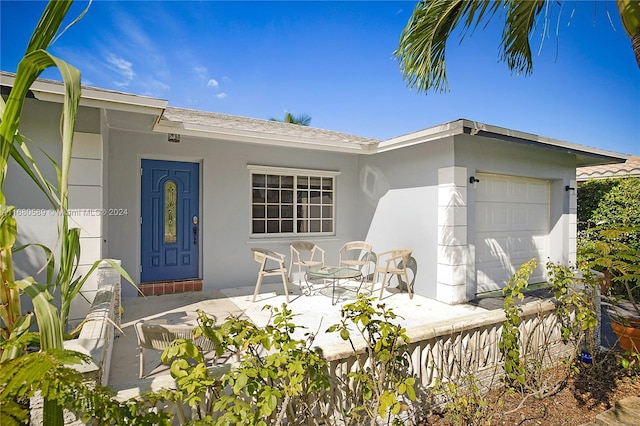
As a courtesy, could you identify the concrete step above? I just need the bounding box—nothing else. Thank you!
[582,396,640,426]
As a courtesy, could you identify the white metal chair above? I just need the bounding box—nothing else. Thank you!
[289,241,325,284]
[339,241,374,282]
[251,248,291,303]
[375,248,414,300]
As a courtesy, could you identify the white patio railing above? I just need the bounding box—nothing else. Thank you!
[318,299,576,423]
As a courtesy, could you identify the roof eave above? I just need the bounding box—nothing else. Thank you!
[1,72,167,115]
[375,120,466,152]
[459,119,630,167]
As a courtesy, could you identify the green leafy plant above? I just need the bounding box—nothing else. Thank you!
[157,305,330,425]
[328,295,416,425]
[0,348,170,425]
[578,178,640,302]
[499,259,600,409]
[499,259,537,389]
[547,262,598,351]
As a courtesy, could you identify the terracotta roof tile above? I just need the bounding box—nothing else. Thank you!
[577,156,640,180]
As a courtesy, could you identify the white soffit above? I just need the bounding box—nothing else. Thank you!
[462,120,630,166]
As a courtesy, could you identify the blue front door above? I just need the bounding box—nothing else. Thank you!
[140,159,199,282]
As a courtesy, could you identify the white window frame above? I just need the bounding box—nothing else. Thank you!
[248,165,340,238]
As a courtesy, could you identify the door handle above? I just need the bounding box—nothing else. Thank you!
[192,216,198,245]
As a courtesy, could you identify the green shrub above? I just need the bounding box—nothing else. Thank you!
[577,178,621,231]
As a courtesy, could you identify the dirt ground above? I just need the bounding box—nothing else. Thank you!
[420,355,640,426]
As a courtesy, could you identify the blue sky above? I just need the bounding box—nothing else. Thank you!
[2,1,638,155]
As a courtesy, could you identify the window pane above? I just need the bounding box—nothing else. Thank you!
[267,189,279,203]
[309,205,321,218]
[322,178,333,190]
[253,205,265,218]
[281,190,293,204]
[253,220,265,234]
[282,220,293,233]
[281,205,293,218]
[281,176,294,188]
[309,177,321,189]
[322,220,333,233]
[253,174,266,187]
[310,191,321,203]
[267,220,279,233]
[322,192,333,204]
[267,205,279,218]
[297,220,307,232]
[297,176,308,189]
[310,220,321,232]
[267,175,280,188]
[322,206,332,218]
[252,189,266,203]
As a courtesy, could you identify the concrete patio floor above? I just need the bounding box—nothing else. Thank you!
[108,281,492,390]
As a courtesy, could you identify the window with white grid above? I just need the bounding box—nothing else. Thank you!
[248,166,339,236]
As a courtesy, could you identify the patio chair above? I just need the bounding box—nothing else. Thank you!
[251,248,291,303]
[375,248,414,300]
[134,320,216,378]
[288,241,325,284]
[339,241,374,283]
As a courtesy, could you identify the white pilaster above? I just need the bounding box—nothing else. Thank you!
[436,166,469,304]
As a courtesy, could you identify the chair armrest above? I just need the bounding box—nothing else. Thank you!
[315,246,326,263]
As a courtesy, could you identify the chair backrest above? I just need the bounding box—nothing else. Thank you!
[393,248,412,266]
[135,321,216,352]
[251,248,286,270]
[251,247,276,262]
[290,241,324,262]
[339,241,373,263]
[291,241,316,253]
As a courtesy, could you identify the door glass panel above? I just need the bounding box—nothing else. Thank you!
[164,181,177,244]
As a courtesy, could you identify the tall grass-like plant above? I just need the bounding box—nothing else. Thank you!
[0,1,92,423]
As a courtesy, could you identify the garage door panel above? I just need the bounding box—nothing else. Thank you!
[477,202,547,233]
[475,174,549,293]
[528,181,548,201]
[477,258,546,293]
[527,205,549,229]
[476,236,510,262]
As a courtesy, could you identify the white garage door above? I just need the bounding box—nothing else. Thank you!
[475,173,549,293]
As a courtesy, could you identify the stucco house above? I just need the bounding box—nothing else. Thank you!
[1,71,629,324]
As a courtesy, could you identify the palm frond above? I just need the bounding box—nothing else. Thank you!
[395,0,503,93]
[501,0,545,75]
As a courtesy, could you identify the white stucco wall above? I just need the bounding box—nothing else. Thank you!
[357,139,454,300]
[107,129,364,297]
[5,98,105,323]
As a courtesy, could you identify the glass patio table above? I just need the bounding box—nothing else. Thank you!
[305,265,364,305]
